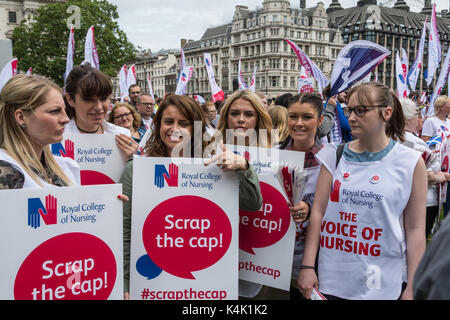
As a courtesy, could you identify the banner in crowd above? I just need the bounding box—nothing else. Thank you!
[0,58,18,92]
[330,40,390,96]
[428,48,450,116]
[226,145,304,291]
[249,66,257,92]
[64,27,75,83]
[130,157,239,300]
[178,47,186,83]
[0,184,123,300]
[396,50,409,98]
[427,4,441,86]
[83,26,99,70]
[194,95,206,104]
[147,73,156,102]
[298,77,314,93]
[26,67,32,75]
[439,135,450,203]
[119,65,128,102]
[204,53,225,102]
[175,66,194,96]
[408,17,427,91]
[238,59,247,90]
[51,134,127,185]
[285,39,329,96]
[127,64,136,91]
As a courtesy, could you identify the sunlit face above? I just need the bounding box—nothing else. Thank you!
[67,93,108,131]
[113,106,134,129]
[227,98,258,135]
[159,105,193,155]
[287,102,322,150]
[23,88,69,146]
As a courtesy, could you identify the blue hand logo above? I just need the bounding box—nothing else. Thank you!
[28,198,46,229]
[154,165,170,189]
[51,143,65,157]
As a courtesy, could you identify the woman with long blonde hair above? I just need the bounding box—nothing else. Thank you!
[0,74,79,188]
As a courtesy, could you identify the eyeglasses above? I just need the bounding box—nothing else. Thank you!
[139,102,154,107]
[113,112,132,120]
[344,105,386,118]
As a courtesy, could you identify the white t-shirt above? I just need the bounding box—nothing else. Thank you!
[0,149,80,188]
[65,119,131,136]
[421,116,450,138]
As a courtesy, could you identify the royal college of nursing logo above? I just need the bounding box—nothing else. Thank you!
[27,195,58,229]
[154,163,179,189]
[51,140,75,160]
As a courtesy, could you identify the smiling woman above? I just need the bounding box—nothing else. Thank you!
[63,65,138,158]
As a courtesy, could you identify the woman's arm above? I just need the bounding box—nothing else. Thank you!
[297,165,333,299]
[401,158,427,300]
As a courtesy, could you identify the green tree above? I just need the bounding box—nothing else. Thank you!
[12,0,135,86]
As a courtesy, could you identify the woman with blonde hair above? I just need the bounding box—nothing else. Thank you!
[421,95,450,143]
[108,103,146,143]
[214,89,273,149]
[268,105,289,146]
[0,74,79,189]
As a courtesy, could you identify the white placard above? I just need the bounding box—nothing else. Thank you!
[0,184,123,300]
[52,134,127,185]
[130,157,239,300]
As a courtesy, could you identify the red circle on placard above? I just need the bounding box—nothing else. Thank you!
[239,182,291,254]
[14,233,117,300]
[142,195,232,280]
[80,170,115,185]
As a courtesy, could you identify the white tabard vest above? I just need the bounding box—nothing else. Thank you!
[0,149,80,189]
[316,142,420,300]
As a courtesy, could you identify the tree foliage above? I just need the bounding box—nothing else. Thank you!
[12,0,135,86]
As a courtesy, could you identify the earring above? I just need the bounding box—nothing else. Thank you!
[21,124,27,129]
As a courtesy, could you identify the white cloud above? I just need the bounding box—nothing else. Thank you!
[108,0,449,52]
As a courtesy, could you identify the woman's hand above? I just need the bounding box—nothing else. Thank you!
[116,134,138,158]
[204,143,249,172]
[289,201,309,223]
[297,269,319,300]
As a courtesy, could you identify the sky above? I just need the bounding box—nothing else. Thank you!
[108,0,449,52]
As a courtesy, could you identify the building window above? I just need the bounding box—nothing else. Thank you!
[8,11,17,24]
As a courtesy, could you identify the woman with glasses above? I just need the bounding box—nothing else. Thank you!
[108,103,146,144]
[63,65,138,158]
[298,82,427,300]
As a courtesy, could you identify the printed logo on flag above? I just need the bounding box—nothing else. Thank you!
[28,195,58,229]
[154,163,179,188]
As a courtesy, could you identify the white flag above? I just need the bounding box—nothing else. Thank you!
[408,17,427,91]
[203,53,225,102]
[127,64,136,91]
[175,66,194,95]
[147,73,155,103]
[249,66,257,92]
[428,48,450,116]
[238,59,247,90]
[426,4,441,86]
[0,58,18,92]
[83,26,99,69]
[119,65,128,102]
[396,51,409,98]
[64,27,75,83]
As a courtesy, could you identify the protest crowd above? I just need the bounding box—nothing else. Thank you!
[1,6,450,302]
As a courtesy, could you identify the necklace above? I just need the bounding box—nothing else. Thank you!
[75,121,101,134]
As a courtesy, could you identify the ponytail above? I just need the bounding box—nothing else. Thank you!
[386,91,406,142]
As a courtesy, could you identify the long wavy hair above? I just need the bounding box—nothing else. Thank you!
[143,95,207,157]
[0,74,73,186]
[215,89,273,148]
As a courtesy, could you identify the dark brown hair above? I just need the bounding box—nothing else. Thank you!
[348,82,405,142]
[64,65,112,119]
[288,93,324,117]
[144,95,207,157]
